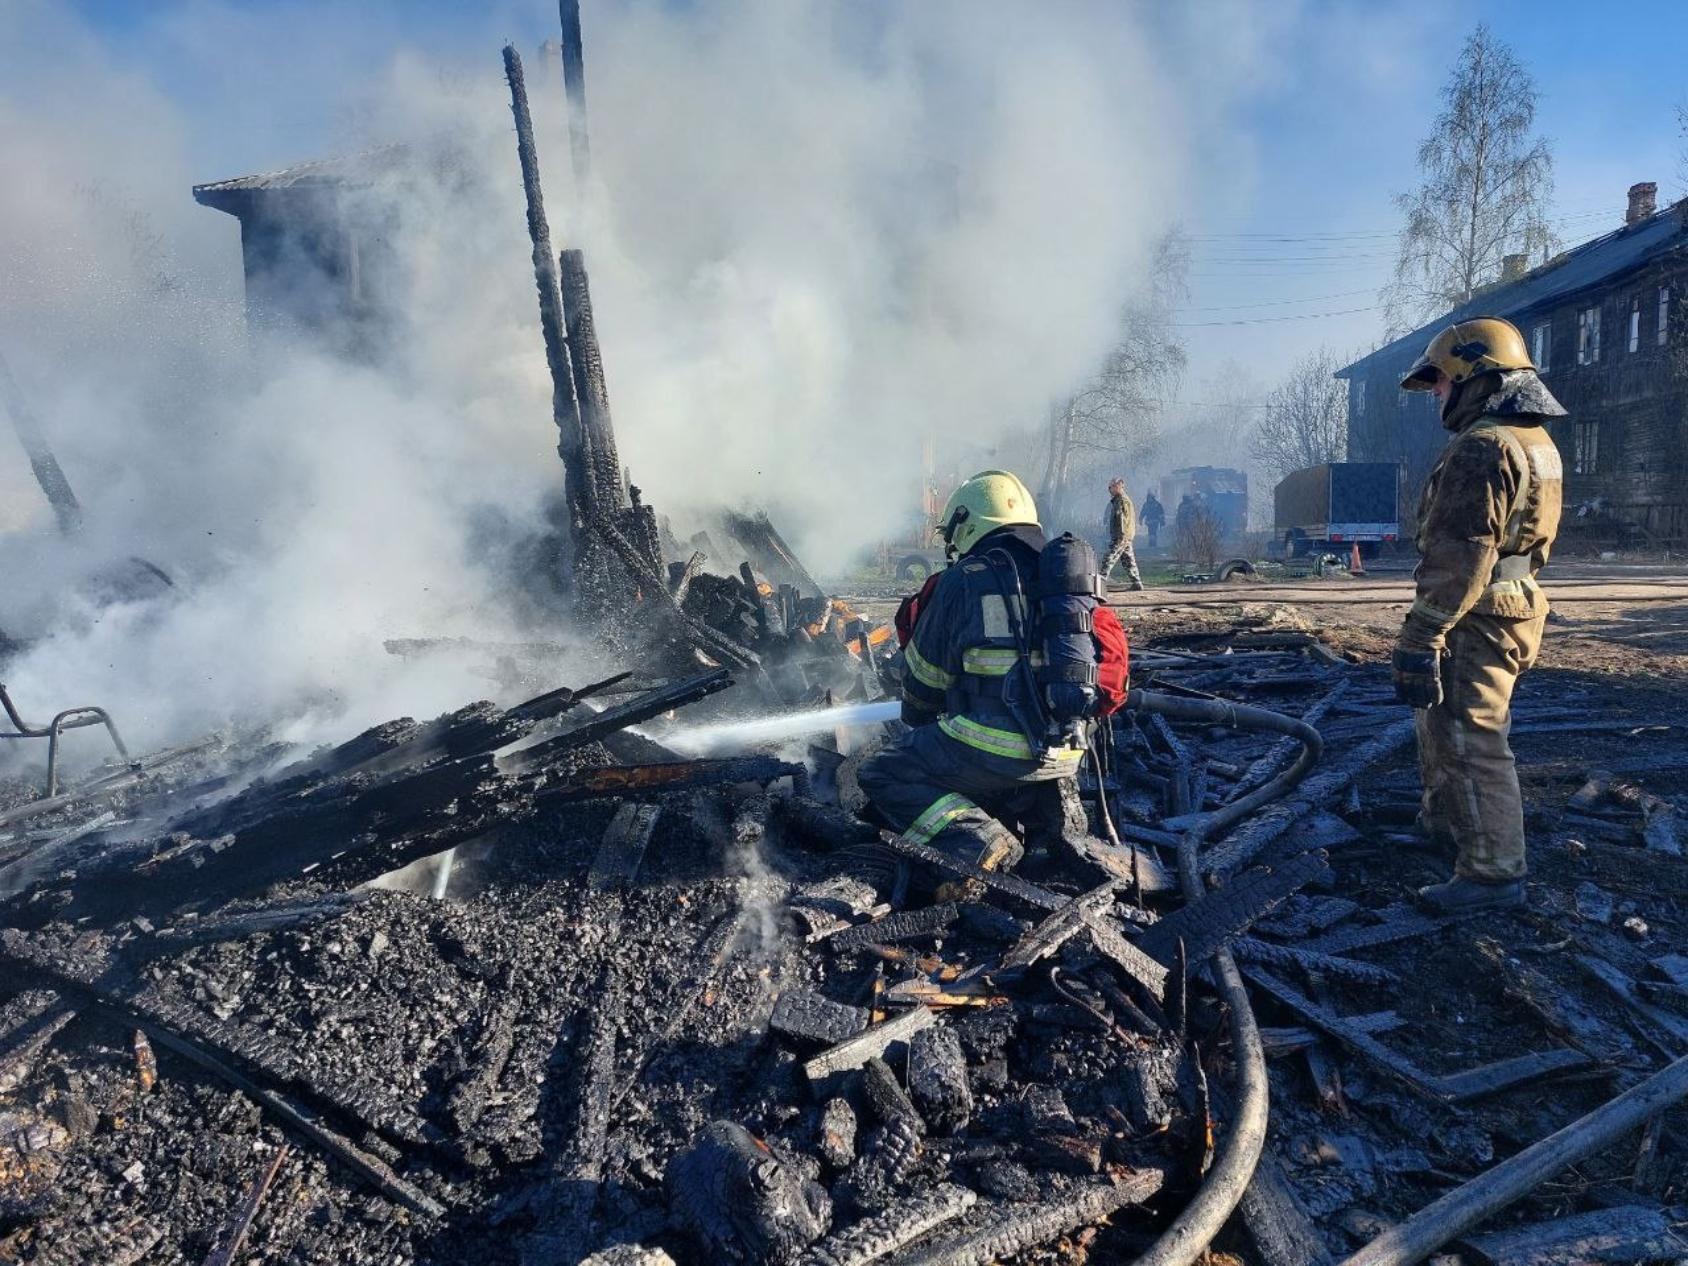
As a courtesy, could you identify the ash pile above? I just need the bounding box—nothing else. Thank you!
[5,625,1688,1263]
[0,642,1221,1265]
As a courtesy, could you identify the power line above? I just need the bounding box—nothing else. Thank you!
[1176,287,1375,312]
[1183,204,1623,247]
[1171,305,1377,328]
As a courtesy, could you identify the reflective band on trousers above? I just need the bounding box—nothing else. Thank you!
[962,647,1020,676]
[905,792,977,845]
[905,639,955,691]
[939,715,1085,764]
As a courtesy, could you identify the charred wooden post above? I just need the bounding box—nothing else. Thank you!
[557,0,592,186]
[0,347,83,535]
[502,45,593,601]
[557,249,626,520]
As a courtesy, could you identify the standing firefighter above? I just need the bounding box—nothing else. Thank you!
[1101,478,1146,590]
[1394,317,1565,912]
[860,471,1128,878]
[1141,491,1166,549]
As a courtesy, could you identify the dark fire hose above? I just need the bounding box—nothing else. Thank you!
[1120,688,1323,1266]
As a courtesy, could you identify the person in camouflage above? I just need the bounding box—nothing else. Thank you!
[1101,478,1145,590]
[1393,317,1565,913]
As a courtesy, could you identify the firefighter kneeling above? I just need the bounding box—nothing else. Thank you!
[859,470,1129,880]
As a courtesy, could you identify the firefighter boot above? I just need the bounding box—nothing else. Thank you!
[1415,875,1526,913]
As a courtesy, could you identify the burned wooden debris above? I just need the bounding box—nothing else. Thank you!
[1,609,1685,1264]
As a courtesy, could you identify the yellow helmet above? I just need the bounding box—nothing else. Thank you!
[937,470,1040,558]
[1401,317,1533,391]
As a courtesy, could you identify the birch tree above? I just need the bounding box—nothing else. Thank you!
[1250,346,1347,484]
[1382,25,1556,333]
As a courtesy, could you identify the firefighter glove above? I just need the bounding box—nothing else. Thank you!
[1391,646,1443,709]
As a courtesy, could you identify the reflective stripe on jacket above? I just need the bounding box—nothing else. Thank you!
[899,525,1087,764]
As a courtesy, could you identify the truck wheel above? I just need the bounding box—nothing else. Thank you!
[1216,558,1257,582]
[896,556,933,583]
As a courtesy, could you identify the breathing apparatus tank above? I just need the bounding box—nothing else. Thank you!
[1035,532,1107,744]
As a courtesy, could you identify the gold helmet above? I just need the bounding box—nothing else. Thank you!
[1401,317,1533,391]
[936,470,1039,559]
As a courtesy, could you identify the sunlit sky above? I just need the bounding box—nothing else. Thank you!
[51,0,1688,394]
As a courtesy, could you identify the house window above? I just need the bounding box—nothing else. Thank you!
[1573,421,1600,475]
[1531,322,1551,372]
[1661,286,1672,347]
[1353,381,1367,418]
[1577,306,1601,364]
[1629,297,1641,353]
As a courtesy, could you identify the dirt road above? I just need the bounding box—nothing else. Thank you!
[1111,563,1688,677]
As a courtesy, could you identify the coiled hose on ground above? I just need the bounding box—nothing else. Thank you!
[1120,688,1323,1266]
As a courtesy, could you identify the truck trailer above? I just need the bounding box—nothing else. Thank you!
[1273,462,1401,559]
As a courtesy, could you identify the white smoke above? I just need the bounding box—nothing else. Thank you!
[0,0,1264,764]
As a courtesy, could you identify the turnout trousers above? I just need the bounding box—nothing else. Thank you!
[857,722,1082,868]
[1415,610,1546,881]
[1101,539,1145,590]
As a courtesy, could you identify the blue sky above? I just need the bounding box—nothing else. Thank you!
[51,0,1688,389]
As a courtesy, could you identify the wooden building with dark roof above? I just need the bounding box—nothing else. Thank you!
[1337,184,1688,547]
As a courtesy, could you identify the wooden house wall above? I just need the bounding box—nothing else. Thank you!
[1346,249,1687,543]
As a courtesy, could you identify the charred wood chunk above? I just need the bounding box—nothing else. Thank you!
[892,1171,1165,1266]
[775,797,880,853]
[835,1116,922,1216]
[666,1121,831,1264]
[589,801,662,893]
[0,1004,76,1095]
[1019,1085,1076,1135]
[907,1027,971,1135]
[151,892,370,947]
[1137,851,1330,969]
[817,1098,857,1170]
[1120,1044,1187,1133]
[772,991,870,1047]
[827,904,957,952]
[798,1183,976,1266]
[860,1057,924,1135]
[445,1003,519,1135]
[803,1008,935,1084]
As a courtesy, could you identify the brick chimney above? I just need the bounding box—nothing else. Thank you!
[1501,253,1528,282]
[1626,181,1658,225]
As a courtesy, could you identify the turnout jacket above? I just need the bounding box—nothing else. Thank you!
[1400,370,1565,652]
[899,525,1085,769]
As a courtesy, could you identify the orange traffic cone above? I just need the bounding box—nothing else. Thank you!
[1349,542,1365,575]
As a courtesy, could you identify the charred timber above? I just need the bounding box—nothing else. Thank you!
[0,346,83,535]
[501,45,590,596]
[507,668,734,771]
[895,1170,1166,1266]
[557,0,591,184]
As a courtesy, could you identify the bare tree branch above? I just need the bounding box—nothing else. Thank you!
[1381,25,1557,335]
[1040,229,1187,523]
[1250,346,1347,485]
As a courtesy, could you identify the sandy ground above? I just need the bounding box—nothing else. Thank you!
[1108,563,1688,680]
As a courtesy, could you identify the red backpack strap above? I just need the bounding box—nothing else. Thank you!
[1091,605,1131,715]
[894,572,943,648]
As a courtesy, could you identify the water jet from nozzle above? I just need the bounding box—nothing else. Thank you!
[665,700,901,755]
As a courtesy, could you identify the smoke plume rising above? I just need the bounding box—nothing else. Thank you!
[0,0,1252,764]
